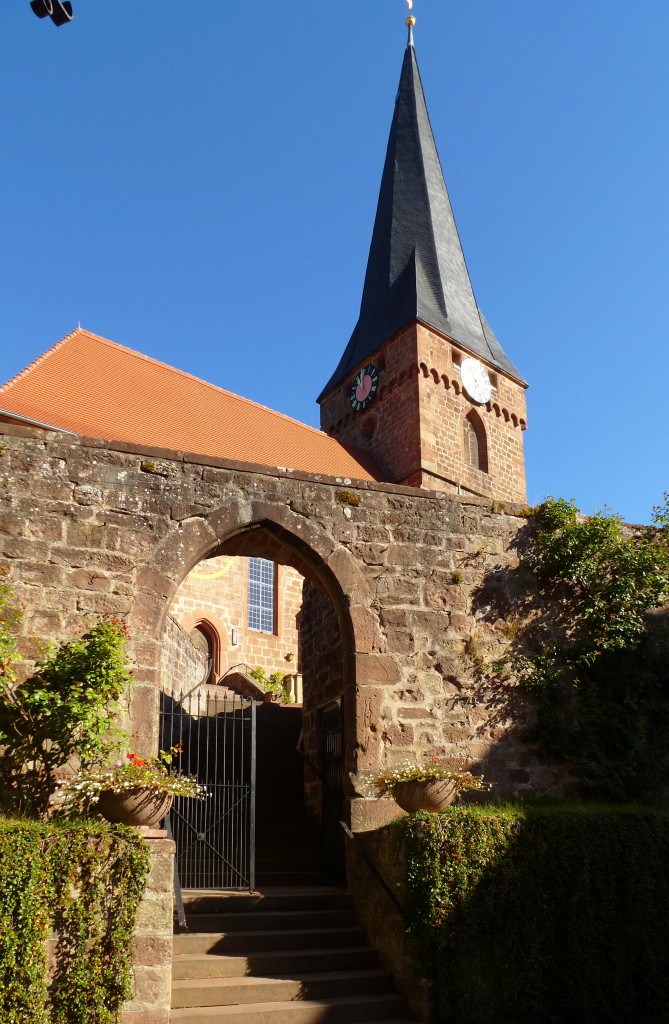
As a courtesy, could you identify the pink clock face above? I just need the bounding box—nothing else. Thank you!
[349,364,379,412]
[355,374,373,403]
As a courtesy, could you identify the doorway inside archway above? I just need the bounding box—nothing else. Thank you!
[159,525,349,891]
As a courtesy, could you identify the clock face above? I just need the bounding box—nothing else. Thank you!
[461,357,492,404]
[349,364,379,412]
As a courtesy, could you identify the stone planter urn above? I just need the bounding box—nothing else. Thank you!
[97,788,174,827]
[392,778,458,813]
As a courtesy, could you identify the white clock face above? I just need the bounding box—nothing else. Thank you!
[461,357,492,404]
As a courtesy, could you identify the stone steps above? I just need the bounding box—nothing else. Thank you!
[171,706,411,1024]
[171,887,412,1024]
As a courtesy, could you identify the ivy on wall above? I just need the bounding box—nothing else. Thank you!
[399,806,669,1024]
[0,820,150,1024]
[502,495,669,798]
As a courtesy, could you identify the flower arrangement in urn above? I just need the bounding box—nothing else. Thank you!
[374,758,487,813]
[62,744,207,826]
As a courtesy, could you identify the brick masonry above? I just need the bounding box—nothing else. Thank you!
[0,420,579,831]
[169,554,303,679]
[300,580,344,821]
[320,322,527,503]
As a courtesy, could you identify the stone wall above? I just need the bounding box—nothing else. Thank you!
[300,580,344,821]
[345,825,429,1021]
[161,613,209,693]
[123,833,175,1024]
[0,421,575,829]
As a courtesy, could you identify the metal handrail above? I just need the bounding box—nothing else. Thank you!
[339,820,405,915]
[166,812,187,929]
[220,662,255,680]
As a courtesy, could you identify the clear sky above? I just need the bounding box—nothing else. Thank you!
[1,1,667,524]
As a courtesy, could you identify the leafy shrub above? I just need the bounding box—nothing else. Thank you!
[249,665,287,698]
[0,614,133,819]
[504,496,669,798]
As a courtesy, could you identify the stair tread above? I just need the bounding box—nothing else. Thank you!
[183,886,347,896]
[185,910,355,923]
[172,1017,413,1024]
[173,969,390,989]
[180,911,357,934]
[170,993,407,1015]
[172,947,379,981]
[179,926,363,939]
[173,925,366,955]
[173,946,373,962]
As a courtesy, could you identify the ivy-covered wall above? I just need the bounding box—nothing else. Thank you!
[351,806,669,1024]
[0,820,152,1024]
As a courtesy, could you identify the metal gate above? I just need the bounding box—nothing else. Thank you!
[159,683,256,890]
[318,699,345,882]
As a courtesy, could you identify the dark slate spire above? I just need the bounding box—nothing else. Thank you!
[319,39,524,399]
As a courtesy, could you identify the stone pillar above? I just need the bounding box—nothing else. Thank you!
[122,829,175,1024]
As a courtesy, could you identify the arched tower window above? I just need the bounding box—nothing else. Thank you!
[464,410,488,474]
[189,620,220,685]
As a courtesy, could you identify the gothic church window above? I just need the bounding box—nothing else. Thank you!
[465,411,488,473]
[189,621,219,685]
[248,557,275,633]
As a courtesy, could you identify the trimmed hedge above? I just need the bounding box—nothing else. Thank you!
[398,805,669,1024]
[0,819,150,1024]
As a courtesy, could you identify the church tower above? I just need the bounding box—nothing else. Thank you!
[318,22,528,503]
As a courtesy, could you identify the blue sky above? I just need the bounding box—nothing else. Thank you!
[1,1,667,524]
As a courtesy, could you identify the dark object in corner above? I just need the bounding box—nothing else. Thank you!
[30,0,74,27]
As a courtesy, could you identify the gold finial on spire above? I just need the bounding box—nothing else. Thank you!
[405,0,416,42]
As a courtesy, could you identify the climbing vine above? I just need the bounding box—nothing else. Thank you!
[508,495,669,798]
[0,565,22,684]
[0,819,150,1024]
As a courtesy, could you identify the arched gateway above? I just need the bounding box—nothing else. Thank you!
[130,499,370,749]
[132,502,372,887]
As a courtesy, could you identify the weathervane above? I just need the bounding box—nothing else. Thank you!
[405,0,416,44]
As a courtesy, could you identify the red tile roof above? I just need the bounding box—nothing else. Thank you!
[0,329,383,482]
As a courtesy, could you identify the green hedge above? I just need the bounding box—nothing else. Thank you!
[399,805,669,1024]
[0,819,150,1024]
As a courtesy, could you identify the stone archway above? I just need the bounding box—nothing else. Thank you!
[127,498,379,828]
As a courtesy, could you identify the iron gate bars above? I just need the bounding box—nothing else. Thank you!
[160,683,256,891]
